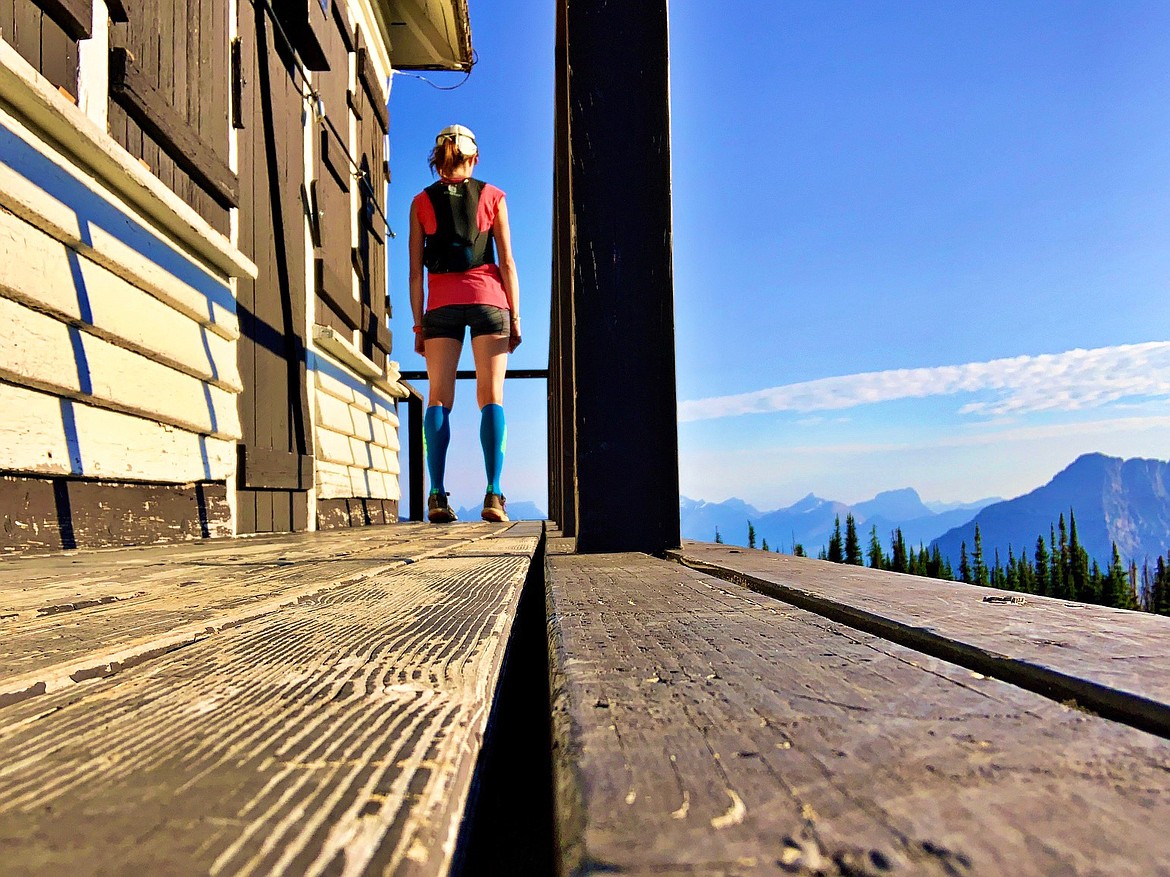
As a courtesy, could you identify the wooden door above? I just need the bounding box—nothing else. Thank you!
[234,0,313,533]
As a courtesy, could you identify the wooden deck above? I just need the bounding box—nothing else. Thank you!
[4,529,1170,875]
[0,522,542,876]
[547,542,1170,876]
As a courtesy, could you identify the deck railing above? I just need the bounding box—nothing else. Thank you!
[397,370,549,521]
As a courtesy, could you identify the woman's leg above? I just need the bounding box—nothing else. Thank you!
[471,331,509,499]
[424,336,462,498]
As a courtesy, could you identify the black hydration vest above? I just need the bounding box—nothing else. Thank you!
[422,178,497,274]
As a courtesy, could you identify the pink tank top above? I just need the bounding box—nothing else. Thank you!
[413,180,509,311]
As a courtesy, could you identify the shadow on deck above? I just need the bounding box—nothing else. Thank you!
[2,527,1169,875]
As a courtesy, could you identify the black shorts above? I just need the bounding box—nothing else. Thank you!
[422,304,511,341]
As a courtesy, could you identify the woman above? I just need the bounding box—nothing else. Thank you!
[409,124,521,523]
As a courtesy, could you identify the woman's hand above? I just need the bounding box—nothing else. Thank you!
[414,327,426,357]
[508,317,522,353]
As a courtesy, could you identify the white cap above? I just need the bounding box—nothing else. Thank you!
[436,124,478,157]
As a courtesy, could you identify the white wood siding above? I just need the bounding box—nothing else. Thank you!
[0,382,235,482]
[312,352,401,501]
[0,111,244,485]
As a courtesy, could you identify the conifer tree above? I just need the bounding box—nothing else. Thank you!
[1146,556,1165,617]
[1104,543,1137,610]
[793,543,806,558]
[714,527,723,544]
[915,545,929,578]
[1052,523,1065,599]
[761,537,769,552]
[1016,550,1034,593]
[1068,510,1092,602]
[959,541,971,584]
[827,516,844,563]
[748,521,756,550]
[1035,535,1051,596]
[1005,546,1017,591]
[972,525,988,587]
[890,529,908,574]
[990,547,1004,589]
[867,526,885,570]
[929,545,948,580]
[844,514,862,565]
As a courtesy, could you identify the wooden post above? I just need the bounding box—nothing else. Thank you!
[548,0,577,537]
[405,384,424,522]
[558,0,680,554]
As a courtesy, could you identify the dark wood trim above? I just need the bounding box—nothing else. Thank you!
[0,474,228,553]
[346,88,363,121]
[316,497,399,529]
[361,303,391,354]
[105,0,128,23]
[315,254,360,329]
[109,48,238,208]
[399,369,548,381]
[351,245,366,283]
[269,0,329,70]
[236,445,313,491]
[36,0,92,41]
[403,383,424,521]
[361,197,386,242]
[319,128,350,192]
[331,0,354,52]
[231,37,245,129]
[357,48,388,133]
[306,182,322,247]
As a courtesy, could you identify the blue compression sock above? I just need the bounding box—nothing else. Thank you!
[480,403,507,495]
[423,405,451,494]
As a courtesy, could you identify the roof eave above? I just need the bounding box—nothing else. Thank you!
[371,0,473,72]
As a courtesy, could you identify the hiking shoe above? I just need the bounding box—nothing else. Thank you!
[481,492,508,522]
[428,492,458,524]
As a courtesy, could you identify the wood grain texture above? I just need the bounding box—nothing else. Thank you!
[547,552,1170,876]
[673,543,1170,737]
[0,522,540,875]
[108,47,237,208]
[0,522,512,694]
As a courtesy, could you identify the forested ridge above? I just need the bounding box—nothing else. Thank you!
[722,510,1170,615]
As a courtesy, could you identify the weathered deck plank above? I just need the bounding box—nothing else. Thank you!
[0,522,540,876]
[0,523,509,703]
[672,543,1170,736]
[547,552,1170,876]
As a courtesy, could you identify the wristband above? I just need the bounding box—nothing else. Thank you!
[412,325,424,334]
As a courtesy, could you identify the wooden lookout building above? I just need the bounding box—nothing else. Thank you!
[0,0,475,550]
[1,3,1169,876]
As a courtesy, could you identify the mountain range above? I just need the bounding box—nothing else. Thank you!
[454,500,546,522]
[682,453,1170,568]
[680,489,1001,555]
[931,453,1170,568]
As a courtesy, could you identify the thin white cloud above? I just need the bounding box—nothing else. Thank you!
[678,342,1170,422]
[700,414,1170,460]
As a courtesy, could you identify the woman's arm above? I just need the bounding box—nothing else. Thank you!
[493,197,522,352]
[408,201,426,356]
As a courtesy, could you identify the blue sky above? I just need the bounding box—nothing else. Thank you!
[388,1,1170,514]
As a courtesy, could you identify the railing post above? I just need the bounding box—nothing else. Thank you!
[549,0,577,538]
[558,0,680,554]
[403,382,425,522]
